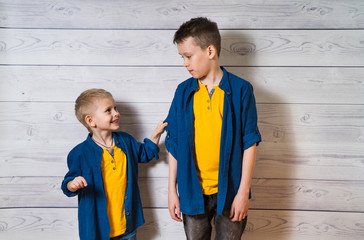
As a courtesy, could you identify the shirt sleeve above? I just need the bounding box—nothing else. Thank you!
[61,149,81,197]
[139,138,160,162]
[123,133,160,163]
[164,91,178,160]
[241,83,261,150]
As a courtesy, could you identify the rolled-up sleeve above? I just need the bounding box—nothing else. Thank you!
[139,138,160,161]
[241,84,261,150]
[164,93,178,160]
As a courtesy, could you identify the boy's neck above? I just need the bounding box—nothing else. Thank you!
[91,130,114,147]
[199,64,223,90]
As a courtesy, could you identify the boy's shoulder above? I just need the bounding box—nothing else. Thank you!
[113,131,133,141]
[112,131,139,148]
[67,138,90,160]
[177,76,195,89]
[225,70,253,89]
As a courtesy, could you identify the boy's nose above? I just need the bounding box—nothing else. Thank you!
[184,60,189,67]
[113,110,120,116]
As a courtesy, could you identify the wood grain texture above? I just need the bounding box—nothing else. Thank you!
[0,102,363,179]
[1,208,363,240]
[1,66,363,104]
[1,29,364,66]
[0,0,363,29]
[2,177,364,212]
[1,1,363,239]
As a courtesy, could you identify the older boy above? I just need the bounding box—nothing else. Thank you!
[61,89,167,240]
[165,17,261,239]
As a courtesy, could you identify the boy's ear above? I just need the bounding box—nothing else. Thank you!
[207,45,217,59]
[85,115,96,128]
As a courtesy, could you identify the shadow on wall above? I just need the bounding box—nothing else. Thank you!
[221,30,298,239]
[117,102,165,239]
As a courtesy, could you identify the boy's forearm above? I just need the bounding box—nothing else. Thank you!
[168,152,178,193]
[150,133,161,145]
[150,121,168,145]
[237,143,257,196]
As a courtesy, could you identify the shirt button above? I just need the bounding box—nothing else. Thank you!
[111,160,114,163]
[207,100,210,103]
[116,142,119,144]
[126,212,130,216]
[207,107,210,110]
[125,196,128,200]
[113,167,116,170]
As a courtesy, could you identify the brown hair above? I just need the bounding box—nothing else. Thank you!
[173,17,221,56]
[75,88,113,132]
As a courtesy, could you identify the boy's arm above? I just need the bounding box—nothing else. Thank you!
[230,143,257,222]
[150,121,168,145]
[168,152,182,222]
[61,150,85,197]
[133,121,167,163]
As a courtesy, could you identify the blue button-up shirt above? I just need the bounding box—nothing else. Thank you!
[165,67,261,215]
[61,132,159,240]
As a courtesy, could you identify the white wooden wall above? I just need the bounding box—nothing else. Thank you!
[1,1,364,239]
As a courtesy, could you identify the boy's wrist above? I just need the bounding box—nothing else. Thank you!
[168,183,177,193]
[237,186,250,197]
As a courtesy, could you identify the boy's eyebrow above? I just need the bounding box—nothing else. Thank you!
[103,104,113,111]
[179,51,192,56]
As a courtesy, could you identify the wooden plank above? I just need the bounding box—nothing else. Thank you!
[2,177,364,212]
[0,102,363,179]
[1,208,363,240]
[0,0,363,29]
[242,210,364,240]
[1,29,364,66]
[1,66,364,104]
[0,208,79,240]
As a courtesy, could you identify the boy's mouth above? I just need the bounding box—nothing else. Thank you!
[111,119,119,124]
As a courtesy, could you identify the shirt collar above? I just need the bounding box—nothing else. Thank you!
[187,67,231,95]
[218,67,231,93]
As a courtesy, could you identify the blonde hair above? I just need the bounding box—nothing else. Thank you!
[75,88,113,132]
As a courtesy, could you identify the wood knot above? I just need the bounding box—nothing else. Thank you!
[229,42,256,56]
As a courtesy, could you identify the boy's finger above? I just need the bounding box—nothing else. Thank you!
[168,207,176,219]
[80,177,88,186]
[176,207,182,222]
[229,206,235,218]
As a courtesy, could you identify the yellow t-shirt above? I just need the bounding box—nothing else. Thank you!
[101,146,128,238]
[193,80,224,195]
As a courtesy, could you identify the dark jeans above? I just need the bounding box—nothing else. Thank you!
[110,231,137,240]
[183,194,247,240]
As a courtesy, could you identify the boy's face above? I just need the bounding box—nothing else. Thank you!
[177,37,212,80]
[87,97,120,132]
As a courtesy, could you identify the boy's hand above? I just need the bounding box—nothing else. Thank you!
[168,190,182,222]
[67,176,88,192]
[150,121,168,145]
[229,191,249,222]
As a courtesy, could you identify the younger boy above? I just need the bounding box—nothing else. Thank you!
[61,89,167,240]
[165,17,261,239]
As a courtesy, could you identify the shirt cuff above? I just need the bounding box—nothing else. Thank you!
[243,130,261,150]
[143,138,160,160]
